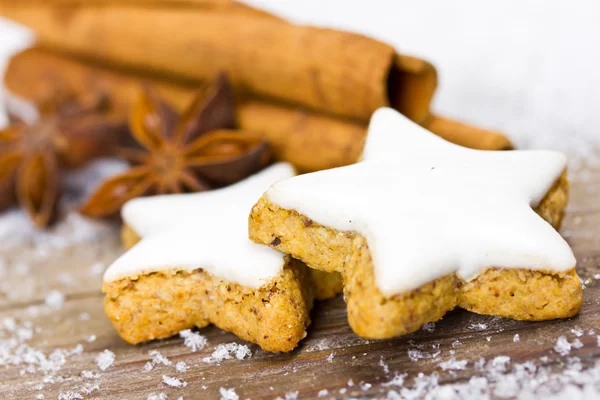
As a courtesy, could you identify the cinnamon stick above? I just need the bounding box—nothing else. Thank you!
[424,115,512,151]
[5,49,511,173]
[0,5,437,124]
[0,0,279,19]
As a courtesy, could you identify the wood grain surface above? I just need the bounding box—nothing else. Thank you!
[0,160,599,399]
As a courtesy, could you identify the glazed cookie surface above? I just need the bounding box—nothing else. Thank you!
[103,163,316,352]
[249,108,581,338]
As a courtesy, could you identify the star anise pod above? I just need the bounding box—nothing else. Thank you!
[79,74,271,218]
[0,92,129,227]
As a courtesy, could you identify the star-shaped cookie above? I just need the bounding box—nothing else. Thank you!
[103,163,315,352]
[249,108,582,339]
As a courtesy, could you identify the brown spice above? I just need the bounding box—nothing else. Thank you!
[80,73,271,218]
[0,91,127,227]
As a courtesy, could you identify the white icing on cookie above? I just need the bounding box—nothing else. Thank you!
[266,108,576,296]
[103,163,296,287]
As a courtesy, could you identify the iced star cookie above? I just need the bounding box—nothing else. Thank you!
[121,225,343,301]
[249,108,581,339]
[103,163,315,352]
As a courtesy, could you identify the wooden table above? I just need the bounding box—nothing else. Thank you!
[0,159,599,400]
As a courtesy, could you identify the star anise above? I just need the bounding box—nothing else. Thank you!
[0,92,129,227]
[79,74,271,218]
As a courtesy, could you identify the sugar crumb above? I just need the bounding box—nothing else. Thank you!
[513,334,520,343]
[79,312,90,321]
[284,391,299,399]
[179,329,208,352]
[379,356,389,373]
[96,349,115,371]
[162,375,187,388]
[58,392,83,400]
[202,343,251,363]
[571,327,584,337]
[468,323,488,331]
[44,290,65,310]
[175,361,188,372]
[147,394,168,400]
[382,373,406,387]
[317,389,328,397]
[149,350,172,367]
[219,387,239,400]
[439,357,468,371]
[555,336,572,355]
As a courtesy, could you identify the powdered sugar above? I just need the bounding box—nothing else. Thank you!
[202,343,252,363]
[144,350,173,371]
[468,323,488,331]
[179,329,208,352]
[438,357,468,371]
[44,290,65,310]
[147,394,168,400]
[555,336,574,356]
[175,361,188,373]
[162,375,188,388]
[95,349,115,371]
[219,387,239,400]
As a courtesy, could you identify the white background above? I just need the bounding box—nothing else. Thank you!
[2,0,600,156]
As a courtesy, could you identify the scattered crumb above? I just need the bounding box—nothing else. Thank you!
[79,312,90,321]
[382,374,406,387]
[44,290,65,310]
[284,391,299,399]
[422,322,435,333]
[555,336,573,355]
[571,327,584,337]
[317,389,328,397]
[513,334,520,343]
[81,370,99,379]
[95,349,115,371]
[162,375,187,388]
[439,357,468,371]
[149,350,172,367]
[89,262,105,276]
[379,356,389,374]
[468,323,488,331]
[572,338,584,349]
[326,352,335,362]
[175,361,188,373]
[58,392,83,400]
[202,343,252,363]
[86,335,96,343]
[347,378,354,387]
[179,329,208,352]
[57,272,77,286]
[339,388,347,394]
[13,262,30,275]
[147,394,168,400]
[486,336,492,342]
[35,394,44,400]
[360,382,372,390]
[219,387,239,400]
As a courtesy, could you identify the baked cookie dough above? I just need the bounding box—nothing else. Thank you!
[122,223,343,301]
[103,163,316,352]
[248,109,581,339]
[103,258,312,352]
